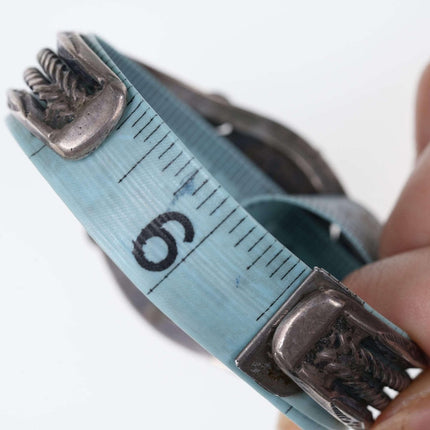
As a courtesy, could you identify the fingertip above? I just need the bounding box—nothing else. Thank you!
[342,248,430,355]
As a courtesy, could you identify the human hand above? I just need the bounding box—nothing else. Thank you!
[278,63,430,430]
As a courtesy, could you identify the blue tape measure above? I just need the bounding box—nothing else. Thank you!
[6,33,426,430]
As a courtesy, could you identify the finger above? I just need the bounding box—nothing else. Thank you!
[343,246,430,354]
[277,414,301,430]
[379,144,430,257]
[372,369,430,429]
[379,61,430,258]
[415,62,430,157]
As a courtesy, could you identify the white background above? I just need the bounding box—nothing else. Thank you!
[0,1,429,429]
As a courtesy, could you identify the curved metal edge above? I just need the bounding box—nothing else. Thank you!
[130,59,345,195]
[7,32,127,160]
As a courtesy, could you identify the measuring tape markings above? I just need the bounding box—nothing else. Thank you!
[6,35,358,430]
[128,121,307,311]
[94,72,311,317]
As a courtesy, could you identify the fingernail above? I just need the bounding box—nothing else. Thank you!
[373,395,430,430]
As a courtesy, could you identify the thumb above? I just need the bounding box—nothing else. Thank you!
[343,252,430,430]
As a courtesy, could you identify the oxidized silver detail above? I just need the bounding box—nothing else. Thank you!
[7,33,126,159]
[236,268,428,429]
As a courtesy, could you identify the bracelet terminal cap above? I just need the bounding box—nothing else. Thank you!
[7,32,126,159]
[236,268,427,429]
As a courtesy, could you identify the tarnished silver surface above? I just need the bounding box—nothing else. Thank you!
[236,268,427,429]
[7,33,126,159]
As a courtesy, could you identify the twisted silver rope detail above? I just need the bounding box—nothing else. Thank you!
[23,49,88,127]
[310,322,411,410]
[340,377,390,410]
[357,345,411,391]
[37,49,86,103]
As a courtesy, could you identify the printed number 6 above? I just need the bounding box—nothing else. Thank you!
[133,212,195,272]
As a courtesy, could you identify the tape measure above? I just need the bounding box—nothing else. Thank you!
[6,33,427,430]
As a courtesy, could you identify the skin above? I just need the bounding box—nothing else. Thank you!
[278,64,430,430]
